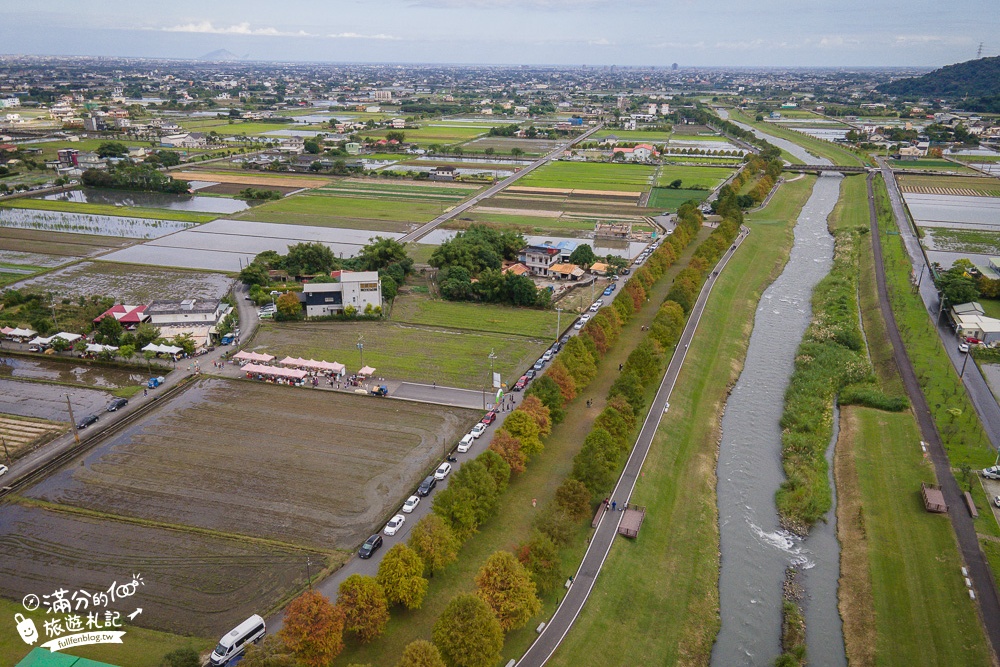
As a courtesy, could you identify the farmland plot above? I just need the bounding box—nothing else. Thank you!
[26,379,478,551]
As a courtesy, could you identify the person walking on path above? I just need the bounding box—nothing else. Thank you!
[611,500,617,511]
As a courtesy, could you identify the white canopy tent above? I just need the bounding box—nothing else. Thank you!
[142,343,183,355]
[6,327,37,338]
[85,343,119,354]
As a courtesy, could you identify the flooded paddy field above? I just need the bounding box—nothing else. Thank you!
[903,192,1000,232]
[0,355,148,389]
[0,502,317,636]
[0,377,111,421]
[0,207,196,238]
[0,228,133,259]
[41,188,252,215]
[10,261,234,303]
[25,378,478,551]
[101,219,403,271]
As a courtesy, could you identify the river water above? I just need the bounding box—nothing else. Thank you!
[711,115,847,664]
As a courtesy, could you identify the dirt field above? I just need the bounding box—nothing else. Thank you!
[11,261,235,303]
[0,502,317,636]
[0,228,132,258]
[0,378,111,422]
[26,379,478,550]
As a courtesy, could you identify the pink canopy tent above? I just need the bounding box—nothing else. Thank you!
[233,351,276,363]
[242,363,308,380]
[279,356,345,374]
[358,365,376,376]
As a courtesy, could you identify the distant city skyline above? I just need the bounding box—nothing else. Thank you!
[1,0,996,68]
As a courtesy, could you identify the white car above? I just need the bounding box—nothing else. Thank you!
[402,495,420,513]
[982,466,1000,480]
[995,495,1000,509]
[589,300,604,312]
[434,462,452,480]
[0,464,7,477]
[958,342,970,353]
[384,514,406,536]
[458,434,475,452]
[470,423,487,438]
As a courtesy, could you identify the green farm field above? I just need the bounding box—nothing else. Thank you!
[390,292,559,338]
[891,159,978,174]
[549,175,817,667]
[897,174,1000,196]
[647,187,709,210]
[253,319,549,390]
[655,165,733,189]
[0,198,217,224]
[518,161,655,192]
[234,192,448,226]
[365,124,491,144]
[593,129,673,142]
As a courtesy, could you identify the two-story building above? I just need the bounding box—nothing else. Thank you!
[519,244,562,277]
[146,298,231,348]
[301,271,382,317]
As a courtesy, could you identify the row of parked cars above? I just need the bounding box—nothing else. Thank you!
[359,409,502,559]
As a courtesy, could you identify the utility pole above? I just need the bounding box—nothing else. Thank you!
[66,394,79,443]
[936,291,946,323]
[555,307,563,341]
[2,437,10,465]
[356,335,365,368]
[305,556,313,589]
[960,352,970,378]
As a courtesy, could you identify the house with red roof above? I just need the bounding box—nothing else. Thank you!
[93,304,150,328]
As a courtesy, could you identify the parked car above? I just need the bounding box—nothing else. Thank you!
[551,341,563,353]
[542,350,553,362]
[958,342,970,353]
[358,534,383,559]
[417,475,437,496]
[106,398,128,412]
[482,410,497,425]
[621,268,631,275]
[532,360,545,371]
[589,300,604,312]
[434,462,452,480]
[603,286,614,296]
[560,334,571,344]
[77,414,99,429]
[513,375,529,391]
[384,514,406,536]
[982,466,1000,480]
[574,320,585,330]
[471,423,487,438]
[994,495,1000,509]
[458,434,475,452]
[0,464,7,478]
[402,495,420,513]
[525,369,537,380]
[28,345,41,353]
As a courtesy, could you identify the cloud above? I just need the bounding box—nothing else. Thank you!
[588,37,613,46]
[408,0,629,9]
[161,21,315,37]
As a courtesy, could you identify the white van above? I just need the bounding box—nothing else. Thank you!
[210,614,266,666]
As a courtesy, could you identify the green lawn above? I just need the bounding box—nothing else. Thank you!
[391,294,559,338]
[518,162,655,192]
[235,192,448,225]
[253,319,548,390]
[841,407,991,666]
[891,159,977,173]
[655,165,734,189]
[647,187,709,210]
[0,198,217,224]
[549,175,816,667]
[0,598,211,667]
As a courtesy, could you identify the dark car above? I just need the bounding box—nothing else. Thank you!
[482,410,497,425]
[525,369,537,380]
[513,375,529,391]
[417,475,437,497]
[551,342,563,353]
[560,334,571,345]
[106,398,128,412]
[621,268,631,275]
[77,414,99,429]
[358,534,383,559]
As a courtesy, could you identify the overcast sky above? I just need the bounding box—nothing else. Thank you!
[1,0,995,67]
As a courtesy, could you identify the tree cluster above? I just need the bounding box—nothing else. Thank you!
[82,162,190,194]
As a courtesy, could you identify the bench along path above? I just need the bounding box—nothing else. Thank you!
[516,225,750,667]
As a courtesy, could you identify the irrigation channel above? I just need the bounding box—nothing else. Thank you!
[711,112,847,666]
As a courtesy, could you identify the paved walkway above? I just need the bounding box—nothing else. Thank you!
[867,173,1000,656]
[399,124,603,243]
[516,225,750,666]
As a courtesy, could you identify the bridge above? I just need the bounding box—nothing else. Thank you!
[782,164,870,174]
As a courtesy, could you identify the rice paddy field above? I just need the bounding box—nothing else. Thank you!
[897,174,1000,197]
[891,159,978,174]
[647,187,710,210]
[517,161,655,192]
[655,165,734,189]
[1,198,217,224]
[364,124,493,144]
[171,170,333,189]
[462,136,562,155]
[234,192,447,226]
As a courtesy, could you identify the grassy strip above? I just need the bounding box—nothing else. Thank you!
[390,293,559,338]
[873,178,994,469]
[1,198,217,224]
[548,177,816,666]
[235,192,448,223]
[837,407,993,666]
[728,108,869,167]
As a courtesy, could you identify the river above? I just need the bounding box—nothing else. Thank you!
[711,112,847,665]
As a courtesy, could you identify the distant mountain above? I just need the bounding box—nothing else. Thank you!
[880,56,1000,98]
[198,49,243,62]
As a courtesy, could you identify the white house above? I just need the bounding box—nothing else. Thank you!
[302,271,382,317]
[146,299,231,348]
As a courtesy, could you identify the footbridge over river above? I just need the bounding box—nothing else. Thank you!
[782,164,870,174]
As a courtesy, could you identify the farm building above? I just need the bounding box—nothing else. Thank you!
[93,303,150,327]
[147,299,231,349]
[951,302,1000,345]
[519,244,561,277]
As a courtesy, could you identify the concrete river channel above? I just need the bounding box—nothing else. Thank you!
[711,112,848,666]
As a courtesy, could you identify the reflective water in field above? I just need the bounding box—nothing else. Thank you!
[41,188,250,214]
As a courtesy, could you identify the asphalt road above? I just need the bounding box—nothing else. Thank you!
[516,225,750,667]
[399,124,604,243]
[867,173,1000,657]
[876,158,1000,450]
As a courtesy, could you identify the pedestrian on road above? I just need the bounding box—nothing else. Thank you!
[433,381,436,389]
[618,363,623,371]
[604,497,609,511]
[143,389,148,397]
[611,500,617,511]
